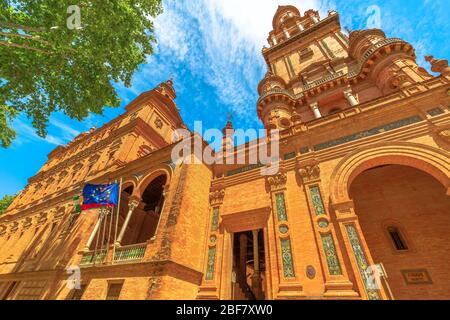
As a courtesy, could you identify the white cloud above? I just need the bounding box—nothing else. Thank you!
[205,0,323,49]
[13,119,65,147]
[50,119,81,140]
[147,0,323,126]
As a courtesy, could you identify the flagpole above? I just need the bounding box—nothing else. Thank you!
[106,205,114,263]
[99,206,108,264]
[112,177,123,265]
[92,208,103,266]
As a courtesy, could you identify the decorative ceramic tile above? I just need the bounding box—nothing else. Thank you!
[346,224,380,300]
[300,147,310,154]
[205,247,217,281]
[275,193,288,222]
[211,207,219,232]
[279,225,289,234]
[314,116,423,151]
[321,233,342,276]
[226,163,265,177]
[281,238,295,278]
[309,186,326,216]
[318,219,329,229]
[427,108,444,117]
[284,152,296,160]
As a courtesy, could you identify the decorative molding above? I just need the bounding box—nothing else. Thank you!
[266,172,287,191]
[314,115,423,151]
[298,165,320,183]
[209,189,225,205]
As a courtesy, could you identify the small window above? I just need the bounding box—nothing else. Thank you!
[106,282,124,300]
[69,284,87,300]
[388,227,408,251]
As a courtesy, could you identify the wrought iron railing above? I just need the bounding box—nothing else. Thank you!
[113,243,147,264]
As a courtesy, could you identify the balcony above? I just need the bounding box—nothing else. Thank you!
[79,243,147,267]
[113,243,147,264]
[80,249,107,267]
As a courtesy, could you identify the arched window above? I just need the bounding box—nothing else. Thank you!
[387,226,408,251]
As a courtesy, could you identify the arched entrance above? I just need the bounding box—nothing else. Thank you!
[120,175,167,246]
[349,164,450,300]
[329,142,450,300]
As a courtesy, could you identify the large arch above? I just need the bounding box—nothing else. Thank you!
[134,165,173,199]
[330,142,450,205]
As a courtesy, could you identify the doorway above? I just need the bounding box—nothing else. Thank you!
[231,229,266,300]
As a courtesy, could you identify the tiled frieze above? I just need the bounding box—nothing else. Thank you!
[346,224,380,300]
[205,247,217,281]
[320,233,342,276]
[280,238,295,278]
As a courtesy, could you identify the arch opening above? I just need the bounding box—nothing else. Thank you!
[349,164,450,300]
[120,175,167,246]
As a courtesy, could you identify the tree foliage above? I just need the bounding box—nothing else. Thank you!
[0,194,15,214]
[0,0,163,147]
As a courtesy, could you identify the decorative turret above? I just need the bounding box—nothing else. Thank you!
[348,29,387,60]
[257,72,295,130]
[156,79,177,100]
[425,55,450,76]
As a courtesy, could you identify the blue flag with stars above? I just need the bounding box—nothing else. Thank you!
[81,183,119,210]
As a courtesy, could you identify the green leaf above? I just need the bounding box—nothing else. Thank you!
[0,0,163,147]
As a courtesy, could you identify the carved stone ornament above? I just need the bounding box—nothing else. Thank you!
[266,172,287,191]
[298,165,321,183]
[209,189,225,205]
[425,55,450,76]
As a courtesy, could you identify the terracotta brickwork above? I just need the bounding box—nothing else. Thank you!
[1,6,450,300]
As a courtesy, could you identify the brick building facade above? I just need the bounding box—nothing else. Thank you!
[1,6,449,300]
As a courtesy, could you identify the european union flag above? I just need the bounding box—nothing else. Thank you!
[81,183,119,210]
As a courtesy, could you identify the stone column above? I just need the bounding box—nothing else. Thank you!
[283,28,290,39]
[271,36,278,46]
[239,233,248,284]
[344,88,359,107]
[310,102,322,119]
[297,21,304,31]
[311,15,320,23]
[84,214,103,251]
[251,230,262,299]
[115,199,140,246]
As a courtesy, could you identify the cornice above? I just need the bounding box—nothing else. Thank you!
[263,13,341,60]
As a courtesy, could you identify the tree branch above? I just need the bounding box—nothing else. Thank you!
[0,41,52,54]
[0,22,45,33]
[0,31,52,46]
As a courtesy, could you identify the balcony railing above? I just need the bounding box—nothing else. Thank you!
[113,243,147,264]
[80,249,107,266]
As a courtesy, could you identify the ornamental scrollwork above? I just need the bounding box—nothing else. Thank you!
[298,165,321,183]
[209,189,225,205]
[266,172,287,191]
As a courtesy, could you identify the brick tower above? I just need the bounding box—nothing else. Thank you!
[1,6,450,300]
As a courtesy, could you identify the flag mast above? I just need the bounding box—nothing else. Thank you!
[112,177,123,265]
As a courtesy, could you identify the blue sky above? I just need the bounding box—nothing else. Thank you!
[1,0,449,198]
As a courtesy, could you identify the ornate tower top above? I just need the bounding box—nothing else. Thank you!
[256,6,429,131]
